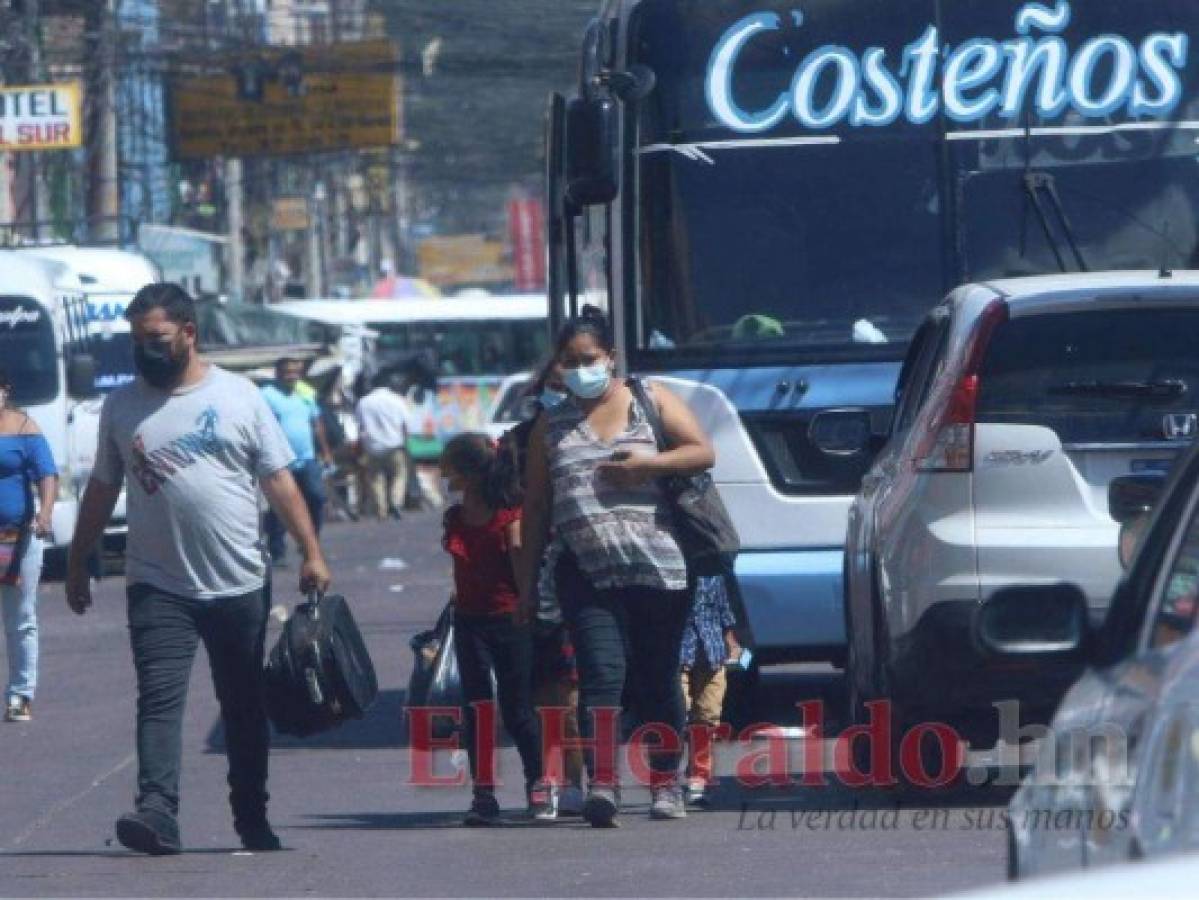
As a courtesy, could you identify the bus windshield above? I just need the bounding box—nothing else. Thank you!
[372,319,549,377]
[629,0,1199,360]
[0,296,58,406]
[92,331,136,393]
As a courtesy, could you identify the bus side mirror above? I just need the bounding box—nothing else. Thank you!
[67,353,99,399]
[565,96,617,208]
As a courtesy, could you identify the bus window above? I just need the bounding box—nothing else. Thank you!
[0,295,58,406]
[373,319,548,377]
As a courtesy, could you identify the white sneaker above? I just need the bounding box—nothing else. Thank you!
[4,696,31,723]
[528,780,558,822]
[558,785,585,816]
[685,779,708,806]
[649,784,687,820]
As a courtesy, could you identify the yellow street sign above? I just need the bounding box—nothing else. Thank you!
[271,197,310,231]
[170,41,401,159]
[0,81,83,151]
[418,235,513,286]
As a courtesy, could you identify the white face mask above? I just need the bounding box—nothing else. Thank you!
[564,361,612,399]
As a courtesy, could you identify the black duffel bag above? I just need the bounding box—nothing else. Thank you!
[265,592,379,738]
[628,377,740,576]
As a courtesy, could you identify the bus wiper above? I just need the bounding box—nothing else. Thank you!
[1022,172,1088,273]
[1048,379,1185,399]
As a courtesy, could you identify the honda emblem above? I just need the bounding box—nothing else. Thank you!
[1163,413,1198,441]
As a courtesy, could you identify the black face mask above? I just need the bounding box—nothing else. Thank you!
[134,339,187,389]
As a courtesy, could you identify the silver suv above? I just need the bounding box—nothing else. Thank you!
[844,272,1199,760]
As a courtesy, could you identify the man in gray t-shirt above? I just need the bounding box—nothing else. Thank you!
[65,283,332,857]
[92,365,296,598]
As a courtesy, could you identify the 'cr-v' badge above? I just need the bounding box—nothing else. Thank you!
[1163,413,1198,441]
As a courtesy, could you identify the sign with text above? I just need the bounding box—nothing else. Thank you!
[418,235,512,286]
[271,197,310,231]
[705,1,1193,134]
[0,81,83,151]
[169,40,401,159]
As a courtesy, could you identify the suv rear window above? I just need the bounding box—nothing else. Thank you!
[976,307,1199,445]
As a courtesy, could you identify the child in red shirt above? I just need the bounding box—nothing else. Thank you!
[441,433,551,824]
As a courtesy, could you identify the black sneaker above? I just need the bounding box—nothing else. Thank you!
[115,810,182,856]
[582,785,620,828]
[236,819,283,852]
[463,791,501,827]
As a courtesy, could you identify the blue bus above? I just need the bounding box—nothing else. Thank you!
[547,0,1199,669]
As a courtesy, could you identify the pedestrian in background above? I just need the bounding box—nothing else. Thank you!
[317,372,360,522]
[440,433,551,824]
[261,358,334,565]
[355,372,411,521]
[680,574,739,806]
[518,311,715,827]
[0,367,58,723]
[65,283,332,856]
[501,363,585,815]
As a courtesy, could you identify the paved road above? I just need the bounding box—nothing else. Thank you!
[0,513,1011,897]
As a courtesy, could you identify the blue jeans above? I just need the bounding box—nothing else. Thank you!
[265,460,325,559]
[2,536,42,702]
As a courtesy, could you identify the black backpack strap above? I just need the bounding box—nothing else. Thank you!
[627,377,669,452]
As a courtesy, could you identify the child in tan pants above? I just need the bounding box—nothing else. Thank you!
[681,574,741,806]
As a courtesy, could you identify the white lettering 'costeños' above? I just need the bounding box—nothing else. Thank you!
[0,307,41,330]
[705,0,1190,133]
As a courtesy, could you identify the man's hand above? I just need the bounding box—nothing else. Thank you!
[65,562,93,615]
[261,467,330,595]
[65,477,122,616]
[299,552,332,596]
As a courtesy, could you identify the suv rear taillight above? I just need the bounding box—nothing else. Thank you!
[914,299,1008,473]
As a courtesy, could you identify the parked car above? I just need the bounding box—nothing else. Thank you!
[987,437,1199,879]
[844,272,1199,763]
[952,849,1199,899]
[483,371,533,441]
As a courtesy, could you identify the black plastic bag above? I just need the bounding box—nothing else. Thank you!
[406,602,462,740]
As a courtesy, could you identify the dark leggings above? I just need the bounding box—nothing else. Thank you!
[558,555,693,786]
[454,612,542,790]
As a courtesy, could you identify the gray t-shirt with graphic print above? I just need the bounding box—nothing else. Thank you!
[93,365,295,599]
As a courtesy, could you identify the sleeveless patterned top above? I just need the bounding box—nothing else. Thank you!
[544,385,687,591]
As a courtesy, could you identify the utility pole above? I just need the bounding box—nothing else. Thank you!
[91,0,120,244]
[226,157,246,300]
[308,176,326,297]
[389,146,410,272]
[25,0,52,242]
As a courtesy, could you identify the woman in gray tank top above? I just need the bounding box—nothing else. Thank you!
[518,311,715,828]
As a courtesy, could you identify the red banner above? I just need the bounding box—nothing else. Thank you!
[507,197,546,292]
